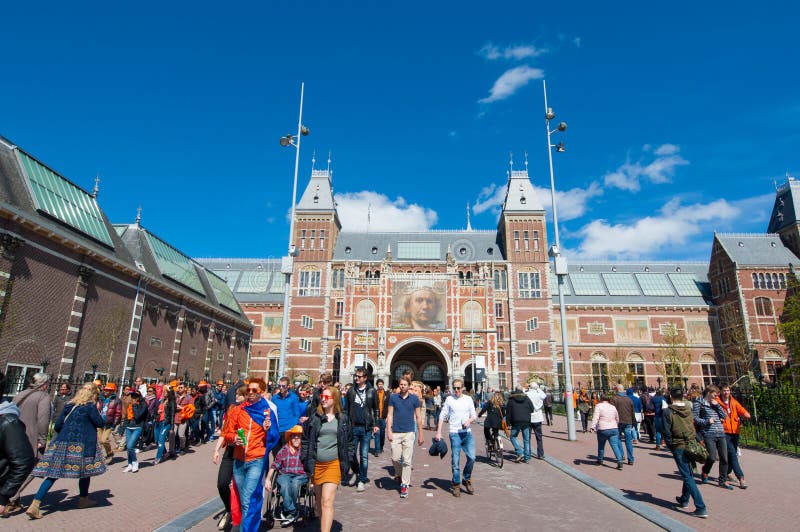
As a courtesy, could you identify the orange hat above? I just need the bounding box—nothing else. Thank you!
[216,380,224,385]
[286,425,304,435]
[198,380,209,388]
[169,380,179,388]
[103,382,117,391]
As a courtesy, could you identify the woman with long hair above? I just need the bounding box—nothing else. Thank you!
[589,393,624,470]
[155,384,176,463]
[301,386,353,532]
[26,383,107,519]
[478,391,506,451]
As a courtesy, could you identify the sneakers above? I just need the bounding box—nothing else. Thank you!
[356,481,366,492]
[461,479,474,495]
[700,475,709,484]
[627,460,634,465]
[514,455,524,463]
[347,473,358,486]
[616,462,623,470]
[400,484,408,498]
[131,461,139,473]
[692,510,709,519]
[217,512,230,530]
[451,483,460,497]
[675,497,690,510]
[739,478,748,489]
[281,514,297,527]
[718,481,734,490]
[122,464,133,473]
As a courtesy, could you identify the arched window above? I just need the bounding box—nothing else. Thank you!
[700,353,716,386]
[332,347,341,383]
[766,273,773,289]
[752,273,758,287]
[355,300,376,327]
[755,297,773,316]
[421,364,444,382]
[298,267,321,296]
[590,352,609,390]
[780,273,786,289]
[394,363,415,381]
[758,273,765,289]
[461,301,483,329]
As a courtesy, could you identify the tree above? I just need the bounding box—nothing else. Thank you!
[608,348,630,387]
[656,329,693,388]
[779,268,800,370]
[718,302,757,379]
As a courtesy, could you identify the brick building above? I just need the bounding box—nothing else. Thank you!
[0,135,252,395]
[199,164,796,391]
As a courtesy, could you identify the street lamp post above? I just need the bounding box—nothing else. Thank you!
[277,82,310,379]
[543,80,576,441]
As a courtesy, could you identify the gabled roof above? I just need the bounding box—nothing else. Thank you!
[714,233,800,267]
[767,178,800,233]
[502,169,544,213]
[195,258,285,304]
[332,231,504,262]
[552,262,712,307]
[297,169,337,211]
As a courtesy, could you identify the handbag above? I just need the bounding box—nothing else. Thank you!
[501,419,510,438]
[685,438,709,463]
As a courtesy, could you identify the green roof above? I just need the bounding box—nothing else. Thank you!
[207,271,242,312]
[17,151,114,247]
[145,232,206,295]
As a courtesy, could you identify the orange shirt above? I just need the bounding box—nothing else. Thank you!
[721,396,750,435]
[223,403,269,462]
[377,390,386,418]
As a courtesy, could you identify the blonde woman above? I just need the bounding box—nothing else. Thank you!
[26,383,107,519]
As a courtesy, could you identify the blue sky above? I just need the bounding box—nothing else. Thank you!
[2,1,798,262]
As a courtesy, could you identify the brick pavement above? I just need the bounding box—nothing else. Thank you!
[541,415,800,531]
[2,443,221,531]
[188,427,658,532]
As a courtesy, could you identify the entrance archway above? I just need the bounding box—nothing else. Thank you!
[389,339,449,391]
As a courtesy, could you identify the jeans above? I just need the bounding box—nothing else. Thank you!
[654,417,664,446]
[702,434,729,481]
[672,447,706,511]
[233,458,265,519]
[531,422,544,458]
[725,433,744,479]
[155,421,171,461]
[448,431,475,485]
[619,423,635,462]
[126,426,143,464]
[510,425,531,460]
[372,418,386,453]
[596,428,624,462]
[352,425,370,483]
[276,473,308,517]
[425,409,436,428]
[35,477,90,500]
[579,410,590,431]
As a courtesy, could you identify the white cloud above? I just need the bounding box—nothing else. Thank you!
[573,36,582,48]
[479,66,544,103]
[603,144,689,191]
[574,198,740,259]
[472,181,602,221]
[479,42,546,61]
[334,190,438,232]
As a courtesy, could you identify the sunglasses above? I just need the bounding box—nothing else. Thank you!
[321,394,333,400]
[453,387,462,390]
[247,387,261,393]
[289,434,302,439]
[278,384,288,388]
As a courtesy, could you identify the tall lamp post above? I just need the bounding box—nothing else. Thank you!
[277,83,310,378]
[543,80,576,441]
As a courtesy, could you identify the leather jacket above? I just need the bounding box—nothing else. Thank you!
[301,411,354,480]
[0,406,36,505]
[345,384,378,430]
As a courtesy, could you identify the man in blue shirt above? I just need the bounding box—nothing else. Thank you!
[271,377,303,457]
[386,376,424,499]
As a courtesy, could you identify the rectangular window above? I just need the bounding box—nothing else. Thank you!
[498,350,506,365]
[334,324,342,339]
[591,362,609,390]
[301,315,314,329]
[527,341,540,354]
[766,360,783,380]
[217,352,225,361]
[495,303,503,318]
[300,339,312,352]
[335,300,344,317]
[497,325,504,339]
[332,269,345,289]
[523,230,529,251]
[3,364,44,397]
[526,317,539,331]
[298,270,321,296]
[320,229,326,249]
[628,363,645,388]
[494,270,507,290]
[396,241,440,260]
[701,363,717,386]
[518,272,541,298]
[150,336,163,348]
[498,372,507,389]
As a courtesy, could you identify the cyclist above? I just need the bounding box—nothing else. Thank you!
[478,391,506,453]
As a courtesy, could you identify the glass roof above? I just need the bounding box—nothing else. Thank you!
[569,273,606,295]
[145,233,206,295]
[668,273,704,297]
[602,273,641,295]
[549,271,571,295]
[269,272,286,293]
[207,272,241,312]
[18,151,114,247]
[397,241,440,260]
[635,273,675,296]
[211,269,240,290]
[238,270,271,293]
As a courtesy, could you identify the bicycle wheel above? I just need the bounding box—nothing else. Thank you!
[494,436,504,468]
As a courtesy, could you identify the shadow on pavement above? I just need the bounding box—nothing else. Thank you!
[619,488,679,511]
[419,477,452,493]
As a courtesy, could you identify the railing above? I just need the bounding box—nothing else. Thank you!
[733,386,800,455]
[0,375,204,402]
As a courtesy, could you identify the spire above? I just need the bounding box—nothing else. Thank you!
[524,151,529,173]
[327,150,332,175]
[311,150,317,171]
[135,206,142,226]
[509,151,514,173]
[466,203,472,231]
[92,174,100,198]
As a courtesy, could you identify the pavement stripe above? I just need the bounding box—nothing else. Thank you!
[153,497,223,532]
[542,454,694,532]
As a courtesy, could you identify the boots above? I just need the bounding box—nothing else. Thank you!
[77,497,96,509]
[461,479,474,494]
[25,499,43,519]
[451,483,460,497]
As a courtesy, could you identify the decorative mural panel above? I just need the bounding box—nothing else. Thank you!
[614,319,650,344]
[391,279,446,330]
[686,320,713,344]
[552,317,579,343]
[261,315,282,339]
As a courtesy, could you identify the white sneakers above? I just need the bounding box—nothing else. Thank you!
[356,481,366,492]
[122,464,133,473]
[123,462,139,473]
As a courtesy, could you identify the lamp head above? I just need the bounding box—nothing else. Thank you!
[545,108,555,120]
[300,125,310,136]
[557,122,567,132]
[279,135,292,147]
[555,142,566,153]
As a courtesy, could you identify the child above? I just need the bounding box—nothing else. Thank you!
[265,424,308,525]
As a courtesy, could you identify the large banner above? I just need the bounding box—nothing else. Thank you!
[391,279,446,330]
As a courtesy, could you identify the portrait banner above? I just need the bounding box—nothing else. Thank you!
[391,279,446,330]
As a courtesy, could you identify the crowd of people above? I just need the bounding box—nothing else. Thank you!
[0,367,755,529]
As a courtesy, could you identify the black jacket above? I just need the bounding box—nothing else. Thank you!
[345,384,379,430]
[0,406,36,506]
[505,393,534,427]
[301,411,354,480]
[478,403,505,430]
[128,401,149,429]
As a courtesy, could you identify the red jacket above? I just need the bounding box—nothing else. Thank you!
[721,396,750,435]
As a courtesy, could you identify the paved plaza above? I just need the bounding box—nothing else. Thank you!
[2,416,797,531]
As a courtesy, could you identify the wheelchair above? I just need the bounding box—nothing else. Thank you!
[262,473,315,529]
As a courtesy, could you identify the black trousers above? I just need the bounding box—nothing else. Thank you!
[530,422,544,458]
[217,446,235,513]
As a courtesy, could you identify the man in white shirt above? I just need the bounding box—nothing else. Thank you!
[436,378,476,497]
[526,382,547,459]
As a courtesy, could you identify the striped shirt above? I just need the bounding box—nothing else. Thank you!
[270,444,306,476]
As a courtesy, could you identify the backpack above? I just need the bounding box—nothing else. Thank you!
[644,394,655,414]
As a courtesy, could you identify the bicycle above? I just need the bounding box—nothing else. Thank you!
[485,430,504,468]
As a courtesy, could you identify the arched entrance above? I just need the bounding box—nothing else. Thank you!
[389,340,449,391]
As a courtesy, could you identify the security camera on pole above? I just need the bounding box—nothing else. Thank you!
[543,80,577,442]
[277,83,310,378]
